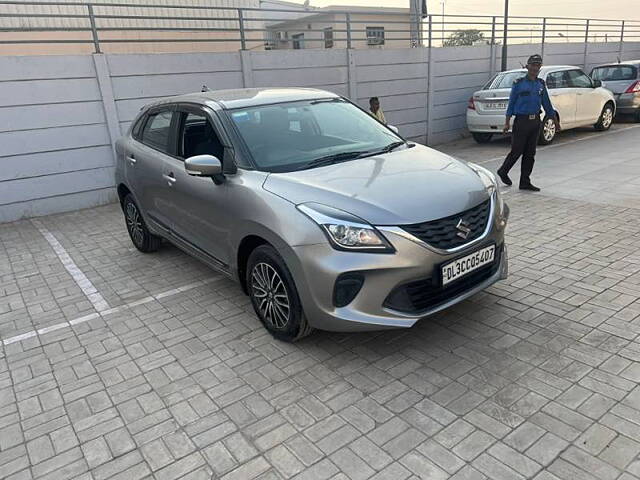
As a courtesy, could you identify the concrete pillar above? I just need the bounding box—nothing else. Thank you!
[240,50,254,88]
[92,54,120,159]
[347,49,357,101]
[426,47,435,145]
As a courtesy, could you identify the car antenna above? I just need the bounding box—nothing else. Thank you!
[616,56,621,63]
[201,85,210,92]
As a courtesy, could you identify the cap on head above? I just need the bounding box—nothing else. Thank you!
[527,54,543,65]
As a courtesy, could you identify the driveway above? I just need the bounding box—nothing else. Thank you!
[1,123,640,480]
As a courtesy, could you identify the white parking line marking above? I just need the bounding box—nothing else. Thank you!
[3,331,38,345]
[2,277,219,346]
[37,323,70,335]
[69,312,100,326]
[476,124,640,165]
[31,219,110,313]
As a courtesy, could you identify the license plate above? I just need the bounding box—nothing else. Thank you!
[485,102,507,110]
[441,245,495,286]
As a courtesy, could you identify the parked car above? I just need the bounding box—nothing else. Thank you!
[591,60,640,122]
[467,65,616,144]
[115,88,509,341]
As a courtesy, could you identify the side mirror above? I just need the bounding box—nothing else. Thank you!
[592,79,602,88]
[388,125,399,134]
[185,155,222,177]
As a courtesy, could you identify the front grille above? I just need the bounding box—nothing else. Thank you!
[401,199,491,250]
[384,244,503,314]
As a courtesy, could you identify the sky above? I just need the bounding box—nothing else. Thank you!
[287,0,639,21]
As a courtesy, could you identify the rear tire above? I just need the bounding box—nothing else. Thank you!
[594,103,614,131]
[472,133,493,144]
[538,116,556,145]
[247,245,313,342]
[123,194,161,253]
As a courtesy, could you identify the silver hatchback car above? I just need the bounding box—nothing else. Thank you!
[115,88,509,341]
[591,60,640,121]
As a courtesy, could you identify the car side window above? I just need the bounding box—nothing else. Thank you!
[178,111,225,161]
[567,70,593,88]
[546,71,569,89]
[141,110,174,154]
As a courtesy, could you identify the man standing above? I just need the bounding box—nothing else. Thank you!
[369,97,386,124]
[497,54,559,192]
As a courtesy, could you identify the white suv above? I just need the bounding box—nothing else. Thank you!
[467,65,616,144]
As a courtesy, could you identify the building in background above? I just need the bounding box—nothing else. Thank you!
[263,5,412,50]
[0,0,415,54]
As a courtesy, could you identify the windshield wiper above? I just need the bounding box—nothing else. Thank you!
[365,141,406,157]
[295,151,367,171]
[362,141,407,157]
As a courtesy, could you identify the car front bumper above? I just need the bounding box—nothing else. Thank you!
[285,199,510,332]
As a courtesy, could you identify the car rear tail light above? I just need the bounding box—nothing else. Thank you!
[625,80,640,93]
[467,97,476,110]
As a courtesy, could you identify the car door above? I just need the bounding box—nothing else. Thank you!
[544,70,576,127]
[125,106,178,233]
[568,69,603,125]
[163,105,233,268]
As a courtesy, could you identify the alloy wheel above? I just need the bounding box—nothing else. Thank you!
[126,202,144,247]
[602,107,613,128]
[543,118,556,142]
[251,262,290,329]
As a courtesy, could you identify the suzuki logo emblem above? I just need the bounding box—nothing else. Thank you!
[456,219,472,240]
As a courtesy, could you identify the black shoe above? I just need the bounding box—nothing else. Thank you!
[497,168,512,186]
[519,183,541,192]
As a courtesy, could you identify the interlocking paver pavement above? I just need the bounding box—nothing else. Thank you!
[1,125,640,479]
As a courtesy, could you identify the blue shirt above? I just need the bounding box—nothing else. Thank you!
[506,76,556,117]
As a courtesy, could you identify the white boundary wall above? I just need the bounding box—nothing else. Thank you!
[1,40,639,223]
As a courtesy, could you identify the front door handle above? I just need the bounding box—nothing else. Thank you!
[126,154,136,164]
[163,173,176,186]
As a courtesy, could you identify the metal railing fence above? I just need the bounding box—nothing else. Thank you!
[0,1,638,55]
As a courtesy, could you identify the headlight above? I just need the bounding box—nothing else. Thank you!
[297,203,395,253]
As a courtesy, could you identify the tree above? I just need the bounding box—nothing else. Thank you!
[443,29,485,47]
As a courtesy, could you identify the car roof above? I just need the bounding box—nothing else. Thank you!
[592,60,640,68]
[147,87,339,110]
[500,65,578,75]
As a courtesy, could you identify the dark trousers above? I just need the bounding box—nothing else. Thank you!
[500,115,541,186]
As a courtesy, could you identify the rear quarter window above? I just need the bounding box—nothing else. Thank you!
[131,115,145,140]
[484,71,526,90]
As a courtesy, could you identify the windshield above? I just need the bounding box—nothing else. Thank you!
[228,99,401,172]
[484,71,526,90]
[591,65,637,81]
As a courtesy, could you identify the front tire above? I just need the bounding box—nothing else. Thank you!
[123,194,161,253]
[538,116,556,145]
[594,103,614,131]
[472,132,493,144]
[247,245,313,342]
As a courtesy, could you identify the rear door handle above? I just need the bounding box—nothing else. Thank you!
[163,173,176,186]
